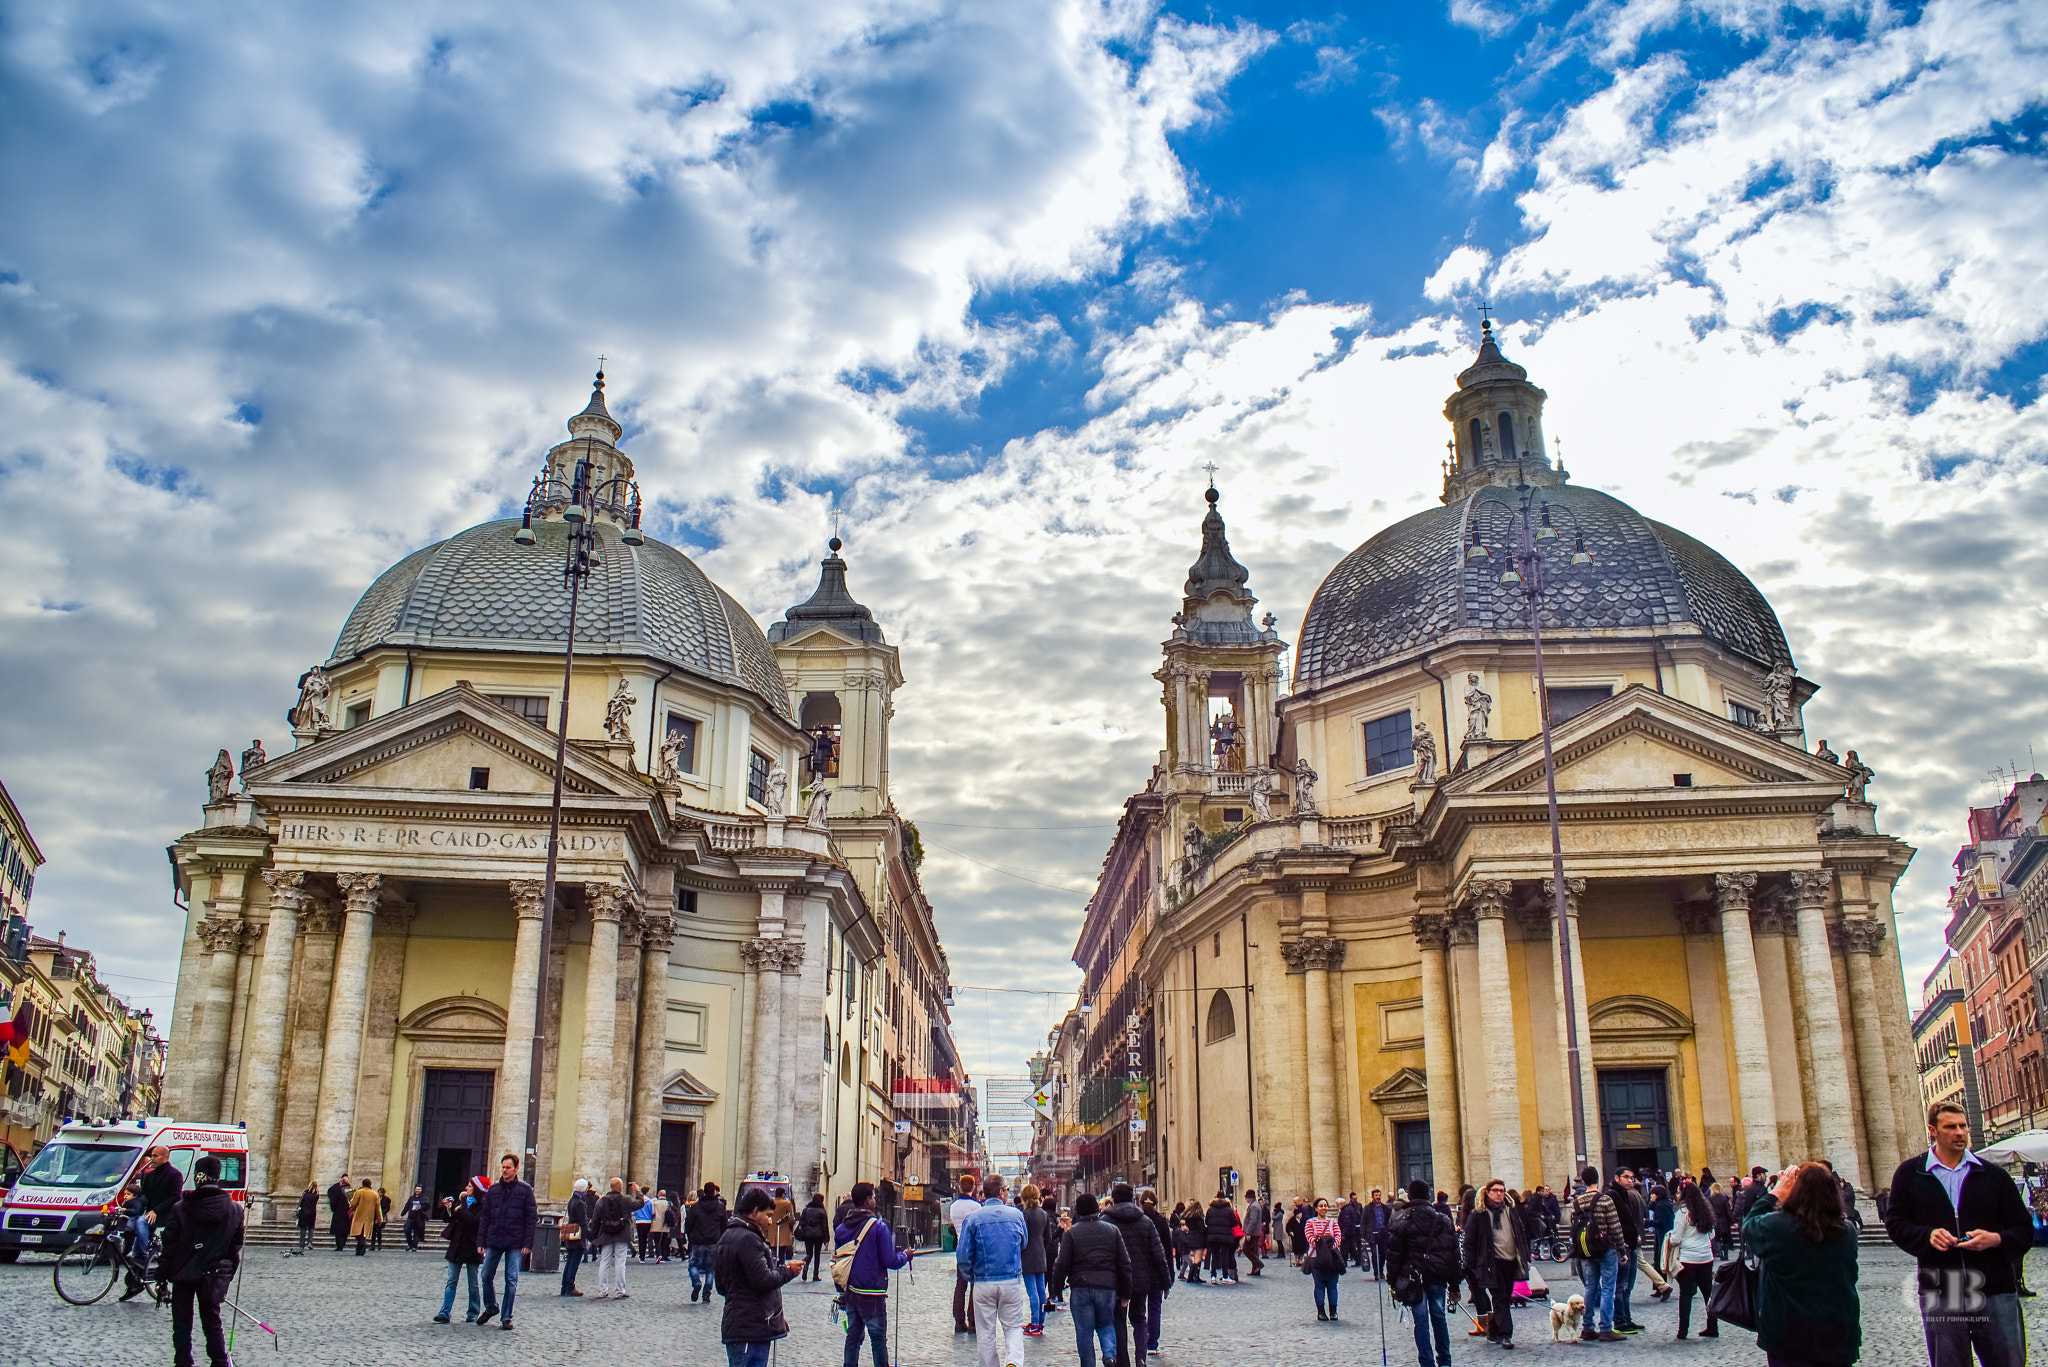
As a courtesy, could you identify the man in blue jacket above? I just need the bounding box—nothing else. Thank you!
[475,1154,537,1331]
[958,1174,1029,1367]
[836,1181,914,1367]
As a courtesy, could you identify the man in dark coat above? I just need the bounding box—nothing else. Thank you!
[1104,1183,1169,1367]
[1362,1188,1392,1279]
[1337,1192,1365,1269]
[686,1182,729,1303]
[1605,1169,1647,1332]
[123,1145,183,1298]
[1388,1178,1459,1367]
[158,1156,243,1367]
[475,1154,537,1330]
[326,1174,350,1251]
[714,1188,802,1367]
[1049,1193,1131,1367]
[1887,1100,2035,1367]
[401,1186,429,1251]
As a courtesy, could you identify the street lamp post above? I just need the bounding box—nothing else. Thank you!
[508,394,642,1185]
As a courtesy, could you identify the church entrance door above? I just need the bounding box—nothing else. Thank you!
[1597,1068,1672,1176]
[1393,1120,1432,1190]
[658,1120,693,1197]
[416,1068,494,1206]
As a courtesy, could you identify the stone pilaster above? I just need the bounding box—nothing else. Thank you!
[742,936,785,1174]
[1412,913,1462,1194]
[1542,876,1599,1173]
[275,897,341,1191]
[349,898,416,1187]
[246,870,306,1202]
[1748,892,1814,1162]
[188,913,246,1123]
[1840,919,1901,1185]
[1283,931,1345,1199]
[630,916,676,1182]
[535,904,574,1194]
[309,872,381,1184]
[218,926,262,1124]
[777,937,807,1178]
[495,879,549,1166]
[1714,872,1778,1170]
[1468,879,1522,1189]
[609,905,644,1183]
[1789,869,1860,1189]
[573,884,627,1183]
[1446,909,1485,1183]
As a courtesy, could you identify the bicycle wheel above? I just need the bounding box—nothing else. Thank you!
[53,1237,121,1305]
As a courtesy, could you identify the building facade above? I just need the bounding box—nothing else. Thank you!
[1071,327,1922,1203]
[1945,777,2048,1142]
[159,375,963,1218]
[1915,952,1982,1143]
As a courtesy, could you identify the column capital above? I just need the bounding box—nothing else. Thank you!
[1447,909,1478,947]
[335,871,383,914]
[777,939,807,973]
[375,898,418,931]
[1826,923,1849,956]
[1410,913,1450,952]
[641,915,676,956]
[509,879,550,920]
[1786,867,1833,911]
[1750,904,1796,937]
[1840,918,1886,956]
[260,868,309,912]
[1282,934,1346,973]
[236,921,266,955]
[1540,876,1586,916]
[584,883,632,924]
[741,937,782,972]
[1516,901,1553,940]
[301,896,345,936]
[1712,871,1759,919]
[197,915,245,955]
[619,906,645,950]
[1674,898,1718,936]
[1464,878,1513,921]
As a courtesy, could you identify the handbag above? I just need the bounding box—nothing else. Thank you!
[1705,1253,1759,1330]
[1391,1269,1425,1307]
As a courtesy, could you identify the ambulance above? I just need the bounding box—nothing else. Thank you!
[0,1117,249,1260]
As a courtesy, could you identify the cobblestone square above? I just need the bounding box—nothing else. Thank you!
[0,1242,2036,1367]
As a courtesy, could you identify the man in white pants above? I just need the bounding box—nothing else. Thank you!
[958,1173,1029,1367]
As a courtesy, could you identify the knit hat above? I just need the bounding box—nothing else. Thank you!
[473,1175,492,1193]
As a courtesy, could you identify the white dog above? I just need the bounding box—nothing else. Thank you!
[1548,1294,1586,1342]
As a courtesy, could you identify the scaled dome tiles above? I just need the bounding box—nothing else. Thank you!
[1293,483,1793,692]
[329,518,793,721]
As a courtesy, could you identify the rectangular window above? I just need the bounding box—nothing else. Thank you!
[675,888,698,915]
[468,768,490,790]
[747,749,772,805]
[1544,685,1613,725]
[1363,710,1414,776]
[664,713,700,774]
[1672,773,1692,788]
[489,695,549,729]
[343,700,372,729]
[1728,702,1762,728]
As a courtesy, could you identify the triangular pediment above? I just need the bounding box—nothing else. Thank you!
[247,684,647,798]
[1451,685,1839,797]
[1368,1066,1430,1102]
[662,1066,720,1102]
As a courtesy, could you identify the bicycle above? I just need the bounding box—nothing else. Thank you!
[54,1216,160,1306]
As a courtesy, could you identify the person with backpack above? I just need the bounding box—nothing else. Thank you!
[434,1178,484,1323]
[560,1178,591,1297]
[1104,1181,1170,1365]
[686,1182,729,1303]
[1388,1177,1460,1366]
[1462,1179,1530,1349]
[1569,1164,1628,1343]
[591,1177,637,1300]
[1303,1197,1345,1321]
[835,1181,912,1367]
[715,1187,804,1367]
[792,1193,830,1281]
[157,1154,243,1367]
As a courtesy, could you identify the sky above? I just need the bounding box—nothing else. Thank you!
[3,0,2046,1150]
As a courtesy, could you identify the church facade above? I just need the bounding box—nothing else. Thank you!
[161,374,961,1217]
[1055,328,1922,1204]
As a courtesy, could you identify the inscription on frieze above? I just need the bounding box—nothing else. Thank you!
[277,821,625,856]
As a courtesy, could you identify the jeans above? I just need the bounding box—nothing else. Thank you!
[480,1246,522,1321]
[1580,1248,1619,1331]
[971,1278,1027,1367]
[726,1343,772,1367]
[1367,1233,1387,1277]
[1070,1286,1119,1367]
[559,1243,583,1293]
[804,1238,826,1279]
[170,1280,228,1367]
[1613,1245,1638,1324]
[954,1267,976,1330]
[1313,1270,1340,1316]
[1412,1282,1451,1366]
[844,1295,889,1367]
[1024,1272,1046,1327]
[691,1246,716,1290]
[1924,1290,2025,1367]
[440,1260,480,1319]
[1145,1288,1162,1351]
[1117,1289,1149,1367]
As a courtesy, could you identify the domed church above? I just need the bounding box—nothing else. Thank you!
[162,374,945,1218]
[1062,325,1921,1204]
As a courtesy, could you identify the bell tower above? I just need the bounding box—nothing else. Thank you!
[768,538,902,820]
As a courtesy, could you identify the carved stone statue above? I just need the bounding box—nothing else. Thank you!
[292,668,331,732]
[805,783,833,831]
[604,678,637,743]
[1814,738,1839,764]
[1463,674,1492,741]
[239,739,266,789]
[1762,662,1796,731]
[1182,819,1204,869]
[1293,758,1318,814]
[206,749,234,804]
[1210,711,1242,771]
[808,726,837,780]
[765,759,789,816]
[1248,771,1273,822]
[656,733,685,785]
[1844,750,1876,804]
[1412,721,1439,785]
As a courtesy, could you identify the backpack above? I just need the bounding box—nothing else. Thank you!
[833,1217,878,1292]
[596,1198,630,1241]
[1310,1233,1344,1277]
[1570,1194,1611,1259]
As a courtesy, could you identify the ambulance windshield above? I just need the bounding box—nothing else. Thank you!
[18,1141,141,1190]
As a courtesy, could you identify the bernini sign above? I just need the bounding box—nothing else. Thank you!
[277,820,626,856]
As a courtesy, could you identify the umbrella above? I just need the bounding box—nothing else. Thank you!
[1977,1130,2048,1163]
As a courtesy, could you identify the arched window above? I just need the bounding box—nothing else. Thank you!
[1498,412,1518,460]
[1467,417,1483,465]
[1206,988,1236,1043]
[840,1041,854,1086]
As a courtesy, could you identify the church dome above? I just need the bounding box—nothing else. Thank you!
[329,518,795,722]
[1293,481,1793,692]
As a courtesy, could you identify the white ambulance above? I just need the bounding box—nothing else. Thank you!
[0,1117,249,1260]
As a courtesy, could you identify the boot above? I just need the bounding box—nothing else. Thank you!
[1470,1314,1492,1337]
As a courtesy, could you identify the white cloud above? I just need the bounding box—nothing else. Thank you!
[1424,244,1494,300]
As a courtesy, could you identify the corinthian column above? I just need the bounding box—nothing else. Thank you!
[629,916,677,1181]
[244,870,306,1202]
[1543,876,1600,1174]
[1285,931,1345,1198]
[188,913,246,1123]
[1789,869,1860,1189]
[1412,914,1462,1194]
[309,872,381,1183]
[275,898,341,1192]
[572,885,628,1181]
[495,880,550,1164]
[1840,919,1901,1185]
[743,937,784,1174]
[1714,872,1778,1171]
[777,937,807,1173]
[1469,879,1523,1188]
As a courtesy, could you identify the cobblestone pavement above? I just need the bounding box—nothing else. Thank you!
[0,1242,2041,1366]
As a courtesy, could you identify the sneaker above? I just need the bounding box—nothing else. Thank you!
[1597,1330,1625,1343]
[433,1314,450,1324]
[614,1293,630,1300]
[476,1307,499,1326]
[501,1320,514,1331]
